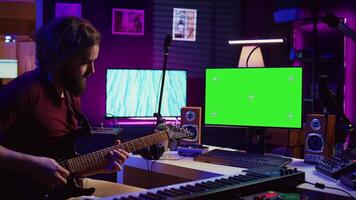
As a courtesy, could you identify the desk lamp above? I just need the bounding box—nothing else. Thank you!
[228,38,284,67]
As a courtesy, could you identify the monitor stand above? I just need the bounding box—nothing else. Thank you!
[245,127,266,154]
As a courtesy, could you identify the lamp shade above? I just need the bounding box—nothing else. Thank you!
[238,45,264,67]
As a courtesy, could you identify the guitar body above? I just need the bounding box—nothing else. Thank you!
[0,172,95,200]
[47,178,95,200]
[0,133,96,200]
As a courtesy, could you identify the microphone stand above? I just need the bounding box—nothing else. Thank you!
[322,13,356,156]
[139,35,172,161]
[154,34,172,128]
[318,75,355,158]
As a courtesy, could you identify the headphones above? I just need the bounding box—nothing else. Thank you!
[139,143,165,160]
[139,122,169,160]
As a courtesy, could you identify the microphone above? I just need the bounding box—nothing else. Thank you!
[324,12,356,42]
[318,75,338,114]
[164,34,172,54]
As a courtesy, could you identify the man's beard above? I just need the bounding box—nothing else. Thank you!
[61,75,86,97]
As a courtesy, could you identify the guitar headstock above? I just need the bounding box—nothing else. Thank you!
[156,123,193,140]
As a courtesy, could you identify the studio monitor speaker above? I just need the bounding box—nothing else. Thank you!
[304,114,336,164]
[180,107,202,145]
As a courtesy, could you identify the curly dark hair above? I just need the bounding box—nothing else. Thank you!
[35,16,101,72]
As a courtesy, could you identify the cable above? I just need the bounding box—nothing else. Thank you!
[145,159,159,188]
[146,159,151,188]
[304,181,354,198]
[149,159,158,188]
[147,156,186,188]
[159,156,186,161]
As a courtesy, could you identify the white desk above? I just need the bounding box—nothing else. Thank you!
[118,147,356,198]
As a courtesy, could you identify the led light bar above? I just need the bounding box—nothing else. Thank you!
[228,38,284,45]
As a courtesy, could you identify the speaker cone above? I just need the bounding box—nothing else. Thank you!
[182,124,198,140]
[310,118,321,131]
[185,111,196,121]
[306,133,324,153]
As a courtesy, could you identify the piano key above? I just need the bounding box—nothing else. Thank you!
[216,178,235,185]
[229,176,247,182]
[215,179,230,185]
[245,172,269,178]
[186,184,205,192]
[189,184,208,191]
[233,175,251,182]
[165,188,186,196]
[169,188,189,195]
[195,182,216,189]
[164,189,182,197]
[179,185,198,193]
[146,192,167,199]
[200,181,221,188]
[138,194,154,200]
[227,177,241,183]
[138,194,158,200]
[138,193,159,200]
[207,180,225,187]
[243,174,259,180]
[127,196,144,200]
[156,190,177,197]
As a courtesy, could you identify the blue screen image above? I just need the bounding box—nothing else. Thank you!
[106,69,187,117]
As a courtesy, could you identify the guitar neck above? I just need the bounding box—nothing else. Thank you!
[60,130,169,174]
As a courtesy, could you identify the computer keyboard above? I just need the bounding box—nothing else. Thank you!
[194,149,292,169]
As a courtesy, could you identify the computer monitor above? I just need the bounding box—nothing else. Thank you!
[106,68,187,118]
[204,67,302,128]
[0,59,18,78]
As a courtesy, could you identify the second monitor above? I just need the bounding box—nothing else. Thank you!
[106,68,187,118]
[204,67,303,129]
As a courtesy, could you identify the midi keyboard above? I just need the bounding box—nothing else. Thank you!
[97,166,305,200]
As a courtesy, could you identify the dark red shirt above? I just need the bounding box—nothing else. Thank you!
[0,68,80,157]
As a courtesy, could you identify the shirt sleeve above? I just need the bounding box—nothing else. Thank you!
[0,79,36,132]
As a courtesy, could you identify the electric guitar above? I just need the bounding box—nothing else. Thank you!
[0,124,192,200]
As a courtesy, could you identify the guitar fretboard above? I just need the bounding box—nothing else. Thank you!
[59,130,169,174]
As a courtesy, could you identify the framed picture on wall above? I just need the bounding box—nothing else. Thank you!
[112,8,144,35]
[172,8,197,41]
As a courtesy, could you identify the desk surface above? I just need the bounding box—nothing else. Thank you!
[118,147,356,198]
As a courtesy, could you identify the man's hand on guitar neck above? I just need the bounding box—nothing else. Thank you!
[78,140,129,177]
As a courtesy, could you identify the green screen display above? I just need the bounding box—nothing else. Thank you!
[205,67,302,128]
